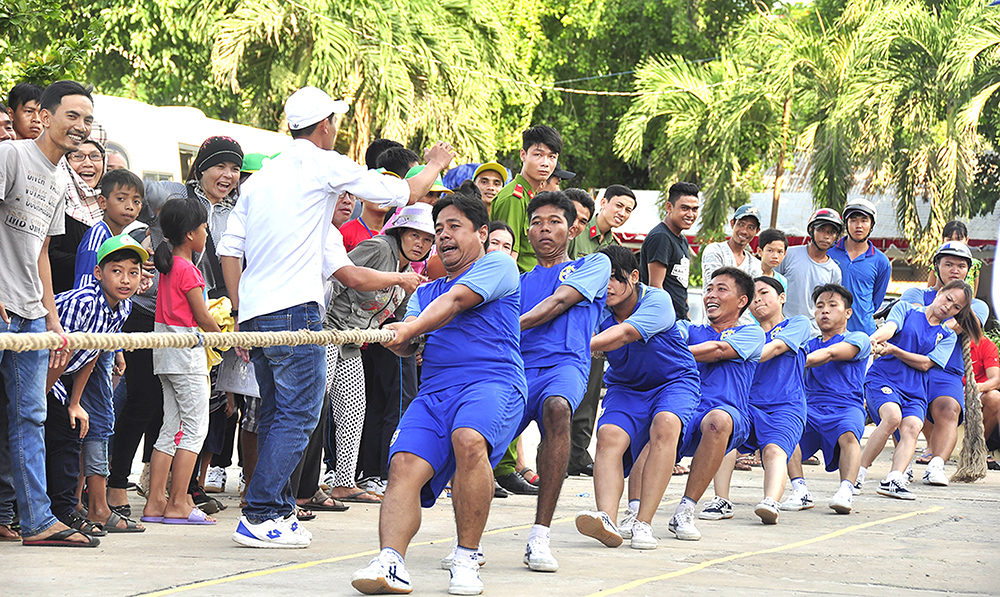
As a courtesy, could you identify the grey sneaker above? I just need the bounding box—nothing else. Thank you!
[780,490,814,511]
[877,478,916,500]
[618,507,636,540]
[754,497,780,524]
[668,507,701,541]
[698,496,734,520]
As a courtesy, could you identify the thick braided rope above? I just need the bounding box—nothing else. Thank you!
[952,333,988,482]
[0,328,398,353]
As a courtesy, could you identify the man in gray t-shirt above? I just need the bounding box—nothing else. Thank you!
[776,208,844,335]
[0,81,98,546]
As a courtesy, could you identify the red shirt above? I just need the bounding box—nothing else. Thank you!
[340,218,376,252]
[971,336,1000,384]
[155,256,205,328]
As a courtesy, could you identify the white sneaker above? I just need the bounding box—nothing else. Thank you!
[854,468,866,494]
[698,496,734,520]
[575,511,623,547]
[877,477,916,500]
[904,465,914,484]
[668,507,701,541]
[321,469,336,492]
[352,553,412,594]
[361,477,388,497]
[922,462,949,486]
[829,486,853,514]
[629,520,657,550]
[754,497,781,524]
[523,538,559,572]
[282,513,312,540]
[205,466,226,493]
[238,471,246,494]
[232,515,310,548]
[618,508,636,540]
[449,559,484,595]
[780,490,814,511]
[440,539,486,569]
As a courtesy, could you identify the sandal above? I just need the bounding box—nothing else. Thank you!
[67,511,106,537]
[191,486,224,514]
[672,464,689,476]
[0,523,21,541]
[297,508,316,521]
[299,489,350,511]
[110,503,132,519]
[518,468,539,486]
[915,453,933,465]
[100,510,145,533]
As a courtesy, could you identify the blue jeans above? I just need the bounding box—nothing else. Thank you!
[243,303,324,522]
[0,314,58,536]
[0,399,17,525]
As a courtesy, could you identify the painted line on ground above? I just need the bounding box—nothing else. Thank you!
[581,505,945,596]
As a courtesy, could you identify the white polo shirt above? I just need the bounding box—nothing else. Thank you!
[217,139,410,322]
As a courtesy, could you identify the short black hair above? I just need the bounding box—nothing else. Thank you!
[99,248,143,268]
[100,168,144,198]
[522,125,563,155]
[376,146,420,178]
[365,139,403,168]
[289,113,334,139]
[812,283,853,310]
[527,190,576,225]
[603,184,637,207]
[39,81,93,113]
[754,275,785,296]
[666,181,699,205]
[489,220,514,237]
[455,179,482,201]
[8,83,44,111]
[564,188,595,221]
[432,193,489,232]
[600,245,638,284]
[711,266,754,316]
[942,220,969,240]
[758,228,787,250]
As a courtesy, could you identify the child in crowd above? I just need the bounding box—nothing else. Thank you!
[858,281,973,500]
[142,197,222,525]
[73,169,145,287]
[45,235,148,534]
[757,228,788,290]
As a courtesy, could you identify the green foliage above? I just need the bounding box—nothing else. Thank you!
[0,0,98,89]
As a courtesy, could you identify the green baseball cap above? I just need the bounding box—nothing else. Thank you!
[404,165,453,194]
[241,152,271,173]
[97,234,150,264]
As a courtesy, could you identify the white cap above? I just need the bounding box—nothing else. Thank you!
[383,203,435,236]
[284,86,350,131]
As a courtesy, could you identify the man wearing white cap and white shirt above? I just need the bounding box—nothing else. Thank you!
[219,86,455,548]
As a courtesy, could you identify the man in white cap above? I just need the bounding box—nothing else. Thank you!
[219,86,455,548]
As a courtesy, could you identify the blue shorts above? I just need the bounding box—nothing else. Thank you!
[926,368,964,425]
[389,379,525,508]
[680,403,751,459]
[598,378,700,476]
[740,403,805,460]
[799,404,864,472]
[865,380,926,423]
[79,351,115,443]
[517,363,587,438]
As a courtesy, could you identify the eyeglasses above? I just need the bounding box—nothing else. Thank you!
[68,152,104,163]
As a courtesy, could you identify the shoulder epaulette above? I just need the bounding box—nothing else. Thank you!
[513,184,524,199]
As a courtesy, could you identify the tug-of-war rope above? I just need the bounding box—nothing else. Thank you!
[0,329,989,483]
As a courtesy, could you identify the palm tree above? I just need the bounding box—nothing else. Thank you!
[847,0,1000,258]
[208,0,535,161]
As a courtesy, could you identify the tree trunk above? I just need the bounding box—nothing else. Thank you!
[770,94,792,229]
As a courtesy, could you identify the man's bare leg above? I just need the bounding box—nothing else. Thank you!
[683,411,734,502]
[760,444,787,501]
[379,452,434,556]
[450,428,493,551]
[535,397,572,527]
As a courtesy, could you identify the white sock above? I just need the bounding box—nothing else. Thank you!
[929,456,944,468]
[839,479,854,493]
[528,524,549,543]
[676,496,697,514]
[380,547,403,563]
[628,499,640,513]
[454,545,478,566]
[857,466,867,482]
[886,470,904,483]
[791,477,808,493]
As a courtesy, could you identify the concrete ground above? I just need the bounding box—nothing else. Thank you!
[5,432,1000,597]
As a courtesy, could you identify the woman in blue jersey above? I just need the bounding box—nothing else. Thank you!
[698,277,810,525]
[575,246,700,551]
[859,280,976,500]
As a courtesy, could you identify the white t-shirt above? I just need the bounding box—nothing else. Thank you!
[701,240,762,326]
[217,139,410,322]
[776,245,843,335]
[0,140,67,319]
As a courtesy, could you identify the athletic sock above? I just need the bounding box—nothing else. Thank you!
[791,477,808,493]
[528,524,550,543]
[628,500,640,513]
[857,466,867,482]
[929,456,944,468]
[380,547,404,563]
[885,470,904,483]
[839,479,854,493]
[676,496,697,514]
[455,545,478,566]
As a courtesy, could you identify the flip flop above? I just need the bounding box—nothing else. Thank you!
[23,528,100,547]
[336,490,382,504]
[140,516,164,523]
[163,508,216,525]
[915,453,933,465]
[101,511,145,533]
[297,508,316,521]
[672,464,689,476]
[0,523,21,541]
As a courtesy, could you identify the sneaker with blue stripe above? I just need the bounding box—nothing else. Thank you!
[353,551,413,594]
[232,515,310,548]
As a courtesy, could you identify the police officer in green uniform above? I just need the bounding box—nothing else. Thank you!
[491,125,563,273]
[567,184,637,258]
